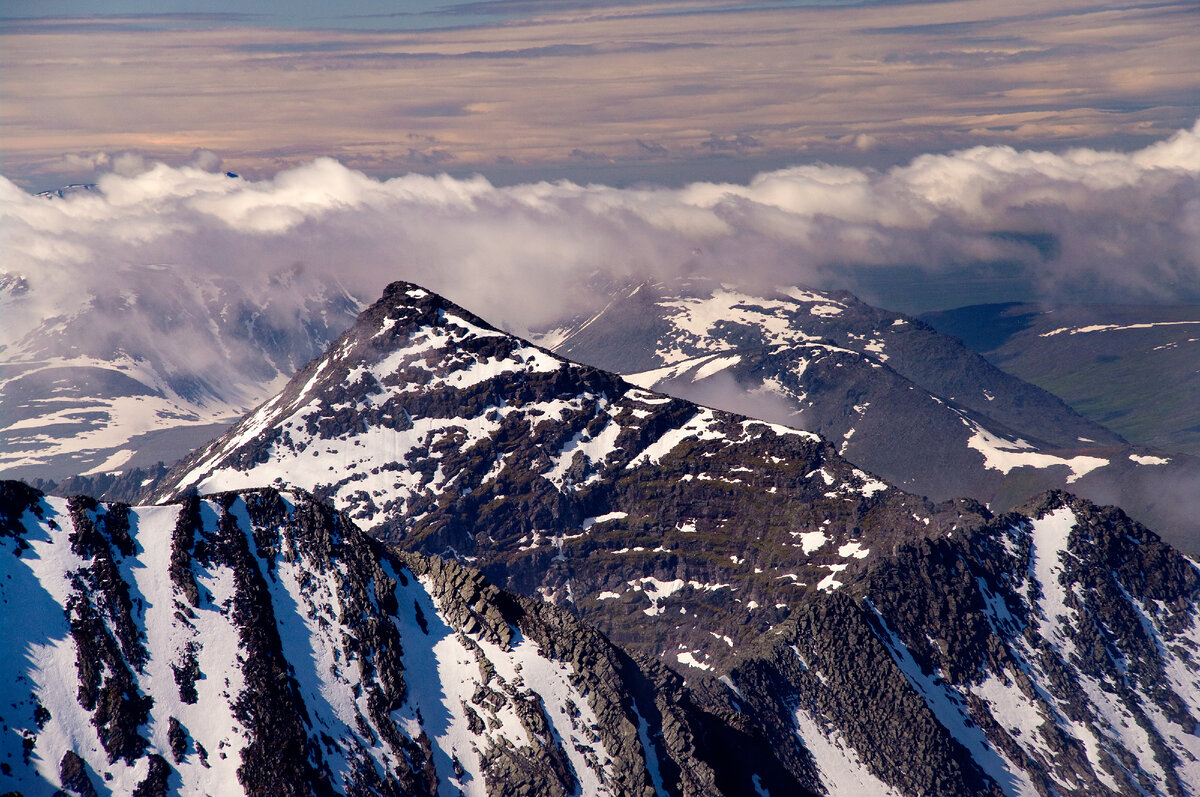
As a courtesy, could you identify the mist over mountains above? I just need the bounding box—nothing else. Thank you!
[2,123,1199,796]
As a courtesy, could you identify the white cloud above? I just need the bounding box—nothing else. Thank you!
[3,121,1198,360]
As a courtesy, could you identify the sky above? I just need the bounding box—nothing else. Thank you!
[1,0,1198,321]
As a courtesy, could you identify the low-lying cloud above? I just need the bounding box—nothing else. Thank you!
[3,121,1198,363]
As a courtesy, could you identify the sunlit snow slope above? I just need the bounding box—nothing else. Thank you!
[0,482,691,797]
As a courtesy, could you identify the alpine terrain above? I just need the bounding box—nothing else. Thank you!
[542,278,1199,554]
[0,265,362,485]
[83,279,1199,795]
[922,303,1200,459]
[2,481,804,797]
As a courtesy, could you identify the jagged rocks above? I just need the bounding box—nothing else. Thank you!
[2,481,808,796]
[58,750,99,797]
[720,491,1200,797]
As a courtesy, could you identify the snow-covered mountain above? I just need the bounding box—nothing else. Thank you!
[0,264,362,484]
[12,281,1200,796]
[541,278,1199,554]
[725,491,1200,797]
[1,482,800,796]
[6,485,1197,796]
[151,281,991,675]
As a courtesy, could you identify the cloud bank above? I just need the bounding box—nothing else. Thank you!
[5,0,1197,187]
[3,122,1198,360]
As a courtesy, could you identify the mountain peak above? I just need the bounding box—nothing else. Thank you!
[154,280,979,677]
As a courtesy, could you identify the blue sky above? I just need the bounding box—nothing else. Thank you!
[3,0,876,31]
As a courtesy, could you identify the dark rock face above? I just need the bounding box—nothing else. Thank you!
[730,591,1005,796]
[64,495,153,765]
[1,481,807,796]
[723,492,1200,796]
[58,750,99,797]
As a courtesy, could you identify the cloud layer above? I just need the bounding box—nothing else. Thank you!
[3,121,1199,359]
[4,0,1197,187]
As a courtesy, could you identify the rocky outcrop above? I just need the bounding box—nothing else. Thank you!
[722,492,1200,796]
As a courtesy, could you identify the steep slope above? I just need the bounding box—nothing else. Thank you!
[0,481,805,797]
[0,264,362,483]
[154,281,989,675]
[542,279,1198,554]
[923,302,1200,457]
[726,492,1200,797]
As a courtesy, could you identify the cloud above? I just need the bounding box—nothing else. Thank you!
[2,122,1198,367]
[5,0,1196,187]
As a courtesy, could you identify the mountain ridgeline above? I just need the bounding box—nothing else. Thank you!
[6,281,1199,795]
[151,281,990,674]
[543,279,1199,554]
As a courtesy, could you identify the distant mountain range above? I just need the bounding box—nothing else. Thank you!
[4,280,1199,795]
[541,279,1200,554]
[923,302,1200,459]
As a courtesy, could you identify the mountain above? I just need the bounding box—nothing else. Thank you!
[0,481,805,796]
[922,303,1200,458]
[22,281,1200,795]
[6,485,1198,797]
[0,264,362,485]
[539,278,1199,554]
[151,281,993,675]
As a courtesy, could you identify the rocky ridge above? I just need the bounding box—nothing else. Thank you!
[725,491,1200,796]
[1,481,808,796]
[152,281,989,674]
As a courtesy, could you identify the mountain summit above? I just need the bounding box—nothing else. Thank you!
[155,280,971,673]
